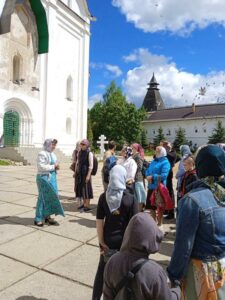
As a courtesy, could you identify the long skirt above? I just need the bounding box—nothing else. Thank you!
[75,173,93,199]
[182,258,225,300]
[134,181,146,204]
[35,173,65,222]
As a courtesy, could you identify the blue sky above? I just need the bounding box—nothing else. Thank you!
[87,0,225,108]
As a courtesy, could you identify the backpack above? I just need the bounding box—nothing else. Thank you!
[103,155,117,183]
[91,155,98,176]
[112,259,148,299]
[142,159,150,178]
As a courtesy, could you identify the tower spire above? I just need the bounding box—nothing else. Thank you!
[142,73,165,112]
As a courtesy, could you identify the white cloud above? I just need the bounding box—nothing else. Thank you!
[90,62,122,77]
[112,0,225,34]
[122,48,225,107]
[105,64,123,77]
[88,94,102,109]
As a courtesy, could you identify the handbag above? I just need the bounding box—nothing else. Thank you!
[150,177,174,211]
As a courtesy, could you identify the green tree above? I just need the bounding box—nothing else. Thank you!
[173,127,188,151]
[154,127,165,147]
[89,81,146,147]
[87,110,93,146]
[141,129,148,148]
[208,120,225,144]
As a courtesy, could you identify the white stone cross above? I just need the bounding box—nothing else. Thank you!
[97,134,108,159]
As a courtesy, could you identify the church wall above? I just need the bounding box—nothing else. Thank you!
[143,117,225,147]
[42,0,90,155]
[0,4,42,147]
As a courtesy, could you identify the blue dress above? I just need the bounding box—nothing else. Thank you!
[35,154,64,222]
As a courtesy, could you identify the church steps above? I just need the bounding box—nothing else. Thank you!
[0,147,71,165]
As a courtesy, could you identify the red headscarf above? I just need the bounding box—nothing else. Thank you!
[132,143,145,159]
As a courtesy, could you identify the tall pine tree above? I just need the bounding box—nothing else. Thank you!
[154,127,165,147]
[173,127,188,151]
[208,120,225,144]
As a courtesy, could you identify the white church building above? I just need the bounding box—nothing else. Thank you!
[142,74,225,147]
[0,0,91,155]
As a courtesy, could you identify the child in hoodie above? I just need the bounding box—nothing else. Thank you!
[179,156,198,200]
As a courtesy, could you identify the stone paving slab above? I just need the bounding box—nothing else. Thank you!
[44,244,99,287]
[0,219,35,245]
[41,216,97,243]
[0,230,82,267]
[0,203,33,218]
[0,255,37,292]
[0,191,32,202]
[0,271,92,300]
[13,196,37,208]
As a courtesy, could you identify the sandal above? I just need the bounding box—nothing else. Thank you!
[34,221,44,227]
[45,217,59,226]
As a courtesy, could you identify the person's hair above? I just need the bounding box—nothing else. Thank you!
[52,139,58,145]
[184,155,195,166]
[108,141,116,150]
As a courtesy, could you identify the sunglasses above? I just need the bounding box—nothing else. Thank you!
[80,143,86,146]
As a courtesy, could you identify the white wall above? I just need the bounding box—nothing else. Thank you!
[143,117,225,147]
[42,0,90,154]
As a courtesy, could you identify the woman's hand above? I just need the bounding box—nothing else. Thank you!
[85,175,91,183]
[147,175,152,183]
[55,163,60,170]
[99,242,109,254]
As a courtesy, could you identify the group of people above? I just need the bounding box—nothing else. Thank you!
[93,141,225,300]
[34,138,225,300]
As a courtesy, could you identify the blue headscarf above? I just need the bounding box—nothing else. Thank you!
[106,165,127,213]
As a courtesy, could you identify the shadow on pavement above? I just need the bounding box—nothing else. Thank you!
[0,216,34,226]
[69,218,96,228]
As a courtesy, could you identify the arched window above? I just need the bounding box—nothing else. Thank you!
[66,118,72,134]
[66,76,73,101]
[13,55,22,83]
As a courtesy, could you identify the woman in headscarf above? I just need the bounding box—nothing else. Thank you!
[70,141,81,204]
[103,213,181,300]
[92,165,138,300]
[132,143,146,211]
[145,146,170,232]
[35,139,65,227]
[75,139,93,212]
[118,146,137,190]
[176,145,191,202]
[168,145,225,300]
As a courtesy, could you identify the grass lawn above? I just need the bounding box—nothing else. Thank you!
[0,160,11,166]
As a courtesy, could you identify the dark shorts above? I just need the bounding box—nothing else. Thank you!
[145,189,157,210]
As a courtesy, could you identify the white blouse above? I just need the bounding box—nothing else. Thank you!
[37,151,57,175]
[119,157,137,182]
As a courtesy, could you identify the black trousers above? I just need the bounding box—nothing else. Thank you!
[92,255,106,300]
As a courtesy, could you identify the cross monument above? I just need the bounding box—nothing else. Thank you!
[97,135,108,159]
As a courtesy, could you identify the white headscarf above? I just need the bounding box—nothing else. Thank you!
[106,165,127,213]
[156,146,167,158]
[43,139,53,152]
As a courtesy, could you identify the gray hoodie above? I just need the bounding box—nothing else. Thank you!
[103,213,181,300]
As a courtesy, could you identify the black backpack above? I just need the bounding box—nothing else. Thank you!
[142,159,150,178]
[91,155,98,176]
[112,259,148,299]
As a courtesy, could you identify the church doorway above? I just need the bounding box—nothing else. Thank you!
[3,111,20,147]
[3,98,33,147]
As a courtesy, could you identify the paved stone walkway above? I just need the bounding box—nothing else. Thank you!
[0,163,175,300]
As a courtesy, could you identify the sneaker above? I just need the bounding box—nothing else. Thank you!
[83,207,91,212]
[78,204,84,209]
